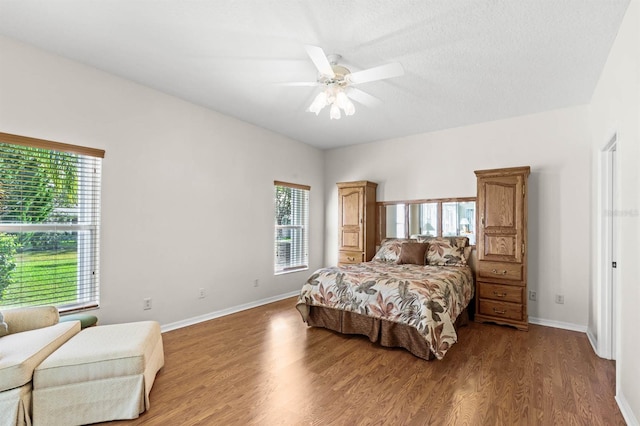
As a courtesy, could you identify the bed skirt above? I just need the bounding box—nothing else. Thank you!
[305,306,470,360]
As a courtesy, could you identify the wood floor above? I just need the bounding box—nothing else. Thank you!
[102,297,624,425]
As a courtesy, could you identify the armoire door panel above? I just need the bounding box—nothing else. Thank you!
[477,175,524,262]
[340,189,363,228]
[341,229,362,250]
[482,234,521,262]
[483,182,516,228]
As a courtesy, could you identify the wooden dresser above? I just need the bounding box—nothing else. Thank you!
[337,181,377,266]
[474,166,530,331]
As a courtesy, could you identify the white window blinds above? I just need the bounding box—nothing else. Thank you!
[274,181,309,274]
[0,132,104,312]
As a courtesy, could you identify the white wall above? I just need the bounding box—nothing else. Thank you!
[324,106,592,328]
[0,36,325,326]
[588,0,640,423]
[1,15,637,421]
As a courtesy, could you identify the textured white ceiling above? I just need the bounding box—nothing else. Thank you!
[0,0,630,149]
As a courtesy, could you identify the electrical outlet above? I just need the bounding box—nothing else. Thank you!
[555,294,565,304]
[143,297,152,310]
[198,288,206,299]
[253,279,259,288]
[528,290,537,301]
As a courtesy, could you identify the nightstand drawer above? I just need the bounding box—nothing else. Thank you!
[478,261,522,282]
[479,300,523,321]
[339,251,364,264]
[478,282,523,303]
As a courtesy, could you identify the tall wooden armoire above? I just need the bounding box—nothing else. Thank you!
[337,181,377,266]
[474,166,530,331]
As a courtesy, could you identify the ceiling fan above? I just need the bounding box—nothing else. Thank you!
[286,45,405,119]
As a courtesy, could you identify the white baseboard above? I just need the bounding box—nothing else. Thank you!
[617,391,640,426]
[528,316,588,333]
[586,328,600,355]
[160,290,299,333]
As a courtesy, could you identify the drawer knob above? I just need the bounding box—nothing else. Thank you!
[347,257,355,261]
[491,269,508,275]
[493,308,507,315]
[493,291,508,298]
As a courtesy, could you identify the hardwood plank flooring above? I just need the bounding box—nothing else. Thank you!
[100,298,624,425]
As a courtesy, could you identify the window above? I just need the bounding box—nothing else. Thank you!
[0,132,104,312]
[274,181,309,274]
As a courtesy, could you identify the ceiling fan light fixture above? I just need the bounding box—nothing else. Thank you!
[308,86,354,119]
[335,91,350,109]
[335,89,355,116]
[308,86,356,119]
[329,103,341,120]
[308,103,322,115]
[343,99,355,116]
[308,91,328,115]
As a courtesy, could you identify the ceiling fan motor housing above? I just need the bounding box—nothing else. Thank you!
[319,63,351,87]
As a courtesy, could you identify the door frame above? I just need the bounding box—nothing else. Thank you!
[596,133,618,360]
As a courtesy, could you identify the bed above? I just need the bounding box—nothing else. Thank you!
[295,237,476,360]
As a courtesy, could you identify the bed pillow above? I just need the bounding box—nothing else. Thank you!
[416,235,469,248]
[0,311,8,337]
[397,242,429,265]
[372,238,412,263]
[425,237,468,266]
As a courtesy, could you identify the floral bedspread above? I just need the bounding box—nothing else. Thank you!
[296,262,474,359]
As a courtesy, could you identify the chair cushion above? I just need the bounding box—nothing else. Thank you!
[0,311,8,337]
[0,321,81,392]
[59,313,98,329]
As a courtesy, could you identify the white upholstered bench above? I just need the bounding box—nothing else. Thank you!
[32,321,164,426]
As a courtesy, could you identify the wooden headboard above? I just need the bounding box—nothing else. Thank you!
[376,196,476,245]
[376,196,478,275]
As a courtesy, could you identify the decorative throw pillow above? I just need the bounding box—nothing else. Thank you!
[372,238,412,263]
[425,237,468,266]
[0,311,8,337]
[397,242,429,265]
[463,246,473,263]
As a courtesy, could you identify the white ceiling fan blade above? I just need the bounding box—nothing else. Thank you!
[347,62,404,85]
[277,82,321,87]
[304,45,335,78]
[346,87,382,107]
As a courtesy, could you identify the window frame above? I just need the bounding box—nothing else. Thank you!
[274,180,310,275]
[0,132,104,312]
